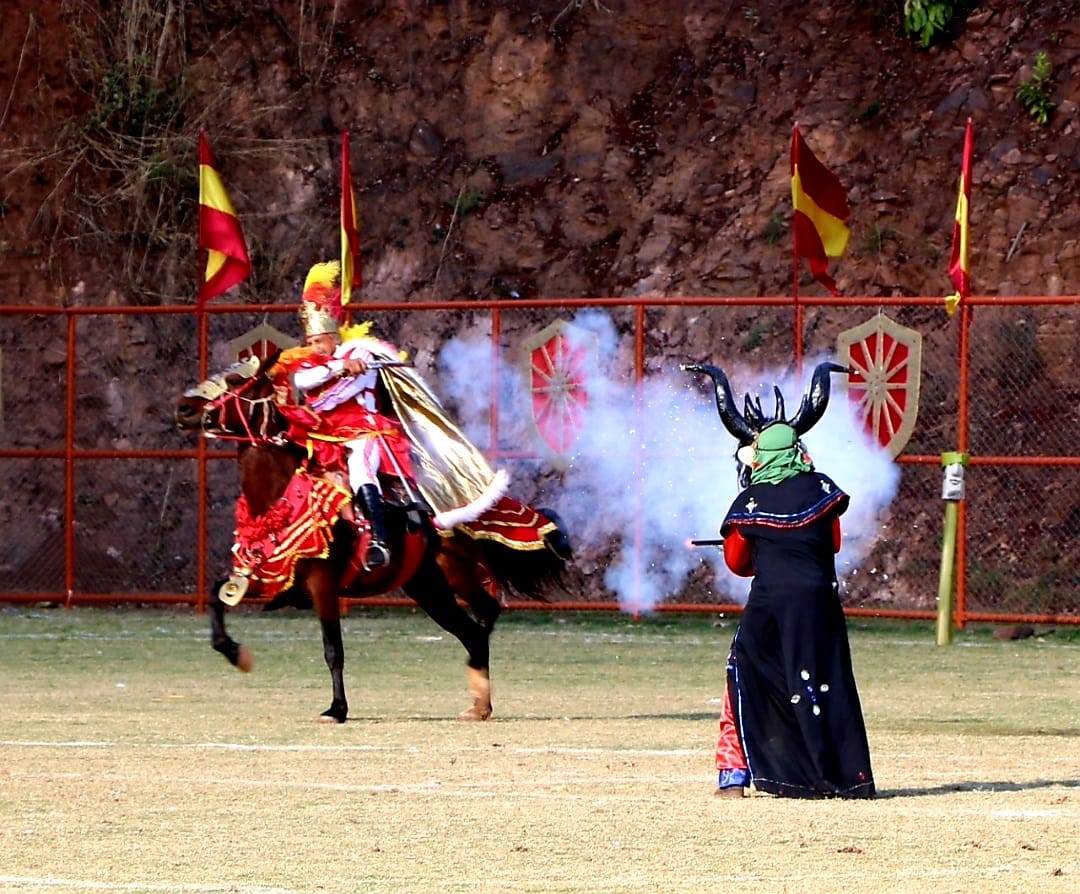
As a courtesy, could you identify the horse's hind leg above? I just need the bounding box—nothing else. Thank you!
[455,583,501,721]
[404,559,493,721]
[209,580,254,673]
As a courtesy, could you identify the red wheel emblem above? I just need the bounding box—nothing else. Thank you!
[836,315,922,458]
[522,320,595,467]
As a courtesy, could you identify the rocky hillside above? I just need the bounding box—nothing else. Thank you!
[3,1,1079,307]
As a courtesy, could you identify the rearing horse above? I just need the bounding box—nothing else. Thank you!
[175,355,572,723]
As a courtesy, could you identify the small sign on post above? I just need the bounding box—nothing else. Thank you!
[936,451,970,645]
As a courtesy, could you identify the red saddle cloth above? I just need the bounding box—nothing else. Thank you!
[453,496,557,551]
[231,470,350,597]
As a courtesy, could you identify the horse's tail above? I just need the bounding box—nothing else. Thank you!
[478,507,572,601]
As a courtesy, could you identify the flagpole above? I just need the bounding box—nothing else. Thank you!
[794,124,803,364]
[194,129,250,609]
[794,244,803,367]
[937,119,975,644]
[196,308,210,612]
[793,228,803,366]
[195,131,209,612]
[792,123,802,365]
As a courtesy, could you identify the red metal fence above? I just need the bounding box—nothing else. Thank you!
[1,294,1076,626]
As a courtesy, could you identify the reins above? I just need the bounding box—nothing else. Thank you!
[196,372,284,446]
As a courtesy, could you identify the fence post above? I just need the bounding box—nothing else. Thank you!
[936,451,969,645]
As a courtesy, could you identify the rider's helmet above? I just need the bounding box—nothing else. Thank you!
[298,260,344,340]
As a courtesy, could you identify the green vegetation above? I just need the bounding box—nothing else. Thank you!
[762,209,785,246]
[1017,51,1055,125]
[856,100,883,123]
[453,185,486,217]
[741,320,768,351]
[84,61,181,137]
[49,2,193,298]
[902,0,966,48]
[862,221,898,255]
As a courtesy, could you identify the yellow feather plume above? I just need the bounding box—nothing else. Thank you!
[340,321,373,341]
[303,261,340,301]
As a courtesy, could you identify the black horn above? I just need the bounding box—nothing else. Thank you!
[787,361,850,436]
[681,363,757,444]
[743,385,787,430]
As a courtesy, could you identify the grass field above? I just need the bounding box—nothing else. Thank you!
[0,605,1076,894]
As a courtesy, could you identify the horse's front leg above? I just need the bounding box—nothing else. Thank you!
[209,579,254,672]
[306,565,348,723]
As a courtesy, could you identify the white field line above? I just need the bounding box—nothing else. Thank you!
[0,879,309,894]
[4,774,704,796]
[1,862,1076,893]
[0,739,704,757]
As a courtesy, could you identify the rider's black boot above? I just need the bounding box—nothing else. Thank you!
[356,484,391,569]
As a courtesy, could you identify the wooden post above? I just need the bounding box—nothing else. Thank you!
[936,451,969,646]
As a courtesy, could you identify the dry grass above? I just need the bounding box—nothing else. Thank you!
[0,607,1076,893]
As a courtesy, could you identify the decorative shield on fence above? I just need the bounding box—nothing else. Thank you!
[521,320,596,469]
[228,322,297,363]
[836,314,922,458]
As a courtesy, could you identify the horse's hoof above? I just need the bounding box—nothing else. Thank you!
[460,666,492,720]
[235,646,254,673]
[458,703,493,722]
[319,702,348,724]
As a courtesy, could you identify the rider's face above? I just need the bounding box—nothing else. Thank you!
[305,333,337,355]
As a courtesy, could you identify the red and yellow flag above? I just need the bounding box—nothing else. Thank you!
[945,118,974,316]
[197,130,250,307]
[791,123,850,296]
[340,131,362,306]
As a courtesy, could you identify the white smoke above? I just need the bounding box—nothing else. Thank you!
[438,309,900,614]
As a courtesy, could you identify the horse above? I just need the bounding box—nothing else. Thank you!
[174,354,572,723]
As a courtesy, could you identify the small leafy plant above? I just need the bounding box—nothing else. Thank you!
[903,0,962,48]
[762,210,785,246]
[1017,51,1055,125]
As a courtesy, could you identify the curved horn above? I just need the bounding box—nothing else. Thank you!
[743,393,766,430]
[743,385,787,430]
[771,385,786,427]
[681,363,757,443]
[787,361,850,436]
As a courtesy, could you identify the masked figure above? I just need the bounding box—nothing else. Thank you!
[685,361,875,800]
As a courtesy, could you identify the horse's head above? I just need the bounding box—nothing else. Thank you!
[175,354,284,442]
[682,360,850,487]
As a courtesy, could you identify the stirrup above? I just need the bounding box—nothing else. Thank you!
[219,574,249,606]
[363,541,390,570]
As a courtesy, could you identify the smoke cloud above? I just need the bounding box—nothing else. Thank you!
[438,309,900,613]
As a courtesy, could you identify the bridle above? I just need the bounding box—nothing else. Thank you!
[183,356,285,445]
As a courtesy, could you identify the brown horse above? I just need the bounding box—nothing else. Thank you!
[174,355,572,723]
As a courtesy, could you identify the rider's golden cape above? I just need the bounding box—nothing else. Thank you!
[373,344,508,530]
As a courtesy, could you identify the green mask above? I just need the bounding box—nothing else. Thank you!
[749,424,812,485]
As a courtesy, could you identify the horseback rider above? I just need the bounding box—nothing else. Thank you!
[269,261,414,569]
[268,260,511,570]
